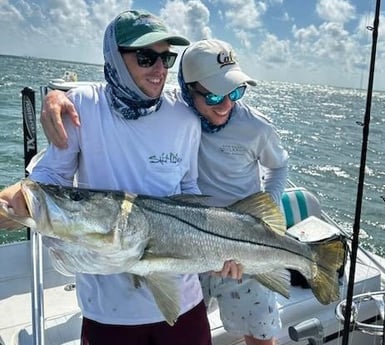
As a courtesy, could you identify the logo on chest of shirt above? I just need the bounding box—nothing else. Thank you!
[148,152,182,165]
[219,144,246,156]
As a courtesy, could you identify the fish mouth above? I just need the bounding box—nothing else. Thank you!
[0,179,38,229]
[0,200,36,229]
[20,178,43,227]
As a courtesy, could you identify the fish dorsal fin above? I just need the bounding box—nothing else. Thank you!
[229,192,286,236]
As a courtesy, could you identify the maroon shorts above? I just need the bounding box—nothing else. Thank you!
[81,300,212,345]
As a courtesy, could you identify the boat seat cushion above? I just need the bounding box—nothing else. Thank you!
[282,187,321,228]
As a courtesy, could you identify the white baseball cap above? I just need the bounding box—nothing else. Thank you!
[182,39,256,95]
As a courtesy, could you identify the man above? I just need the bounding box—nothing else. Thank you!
[39,39,289,345]
[180,40,288,345]
[0,10,211,345]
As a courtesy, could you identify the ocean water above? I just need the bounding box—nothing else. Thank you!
[0,54,384,253]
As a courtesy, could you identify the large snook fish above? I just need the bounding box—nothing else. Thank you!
[1,178,346,325]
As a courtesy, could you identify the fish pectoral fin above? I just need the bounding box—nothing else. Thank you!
[0,202,37,229]
[251,269,291,298]
[229,192,286,236]
[144,273,181,326]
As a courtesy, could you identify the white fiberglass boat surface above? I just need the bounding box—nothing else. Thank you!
[1,74,384,345]
[0,204,384,345]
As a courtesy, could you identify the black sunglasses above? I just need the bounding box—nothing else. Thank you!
[189,84,247,106]
[118,48,178,69]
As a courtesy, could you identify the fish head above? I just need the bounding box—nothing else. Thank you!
[20,179,137,249]
[21,178,69,236]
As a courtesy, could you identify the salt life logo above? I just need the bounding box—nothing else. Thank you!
[149,152,182,165]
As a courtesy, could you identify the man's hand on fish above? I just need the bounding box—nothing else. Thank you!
[41,90,80,149]
[0,183,29,230]
[212,259,244,280]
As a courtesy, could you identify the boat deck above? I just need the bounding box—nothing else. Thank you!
[1,285,245,345]
[0,239,383,345]
[0,241,244,345]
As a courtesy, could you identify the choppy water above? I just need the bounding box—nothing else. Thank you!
[0,54,384,253]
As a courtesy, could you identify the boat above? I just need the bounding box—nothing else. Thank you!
[1,1,384,342]
[1,74,384,345]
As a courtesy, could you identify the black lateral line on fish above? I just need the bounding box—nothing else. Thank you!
[138,203,308,258]
[140,203,344,274]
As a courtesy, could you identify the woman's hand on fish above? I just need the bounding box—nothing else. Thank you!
[0,183,29,230]
[40,90,80,149]
[212,259,244,280]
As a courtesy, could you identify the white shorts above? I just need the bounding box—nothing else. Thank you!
[200,273,281,340]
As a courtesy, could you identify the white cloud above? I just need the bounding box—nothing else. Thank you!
[0,0,23,21]
[291,17,365,75]
[259,34,291,65]
[316,0,356,23]
[0,0,383,89]
[281,12,294,23]
[315,22,351,58]
[0,0,133,63]
[208,0,267,51]
[160,0,212,41]
[355,12,385,83]
[293,25,319,45]
[234,29,253,49]
[222,0,266,29]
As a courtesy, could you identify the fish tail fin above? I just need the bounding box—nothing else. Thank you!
[307,238,346,304]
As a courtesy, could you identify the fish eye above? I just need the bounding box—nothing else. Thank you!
[70,191,84,201]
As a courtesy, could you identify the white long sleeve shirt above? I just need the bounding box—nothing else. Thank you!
[30,84,203,325]
[197,101,289,206]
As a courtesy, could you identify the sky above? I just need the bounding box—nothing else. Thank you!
[1,0,385,90]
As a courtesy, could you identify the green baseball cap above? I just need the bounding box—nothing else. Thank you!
[115,10,190,48]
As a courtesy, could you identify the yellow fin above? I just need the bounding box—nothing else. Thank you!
[307,238,346,304]
[229,192,286,236]
[144,273,181,326]
[251,269,291,298]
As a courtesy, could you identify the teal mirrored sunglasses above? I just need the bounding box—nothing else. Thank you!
[190,84,247,106]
